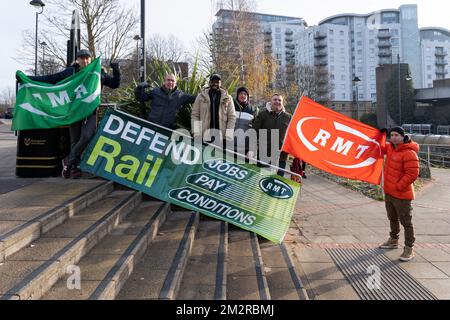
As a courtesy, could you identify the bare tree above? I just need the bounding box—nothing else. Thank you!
[208,0,275,102]
[16,0,138,74]
[274,64,334,112]
[0,87,16,116]
[147,34,187,63]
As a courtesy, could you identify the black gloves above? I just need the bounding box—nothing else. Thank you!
[379,128,388,134]
[136,81,150,89]
[110,62,120,71]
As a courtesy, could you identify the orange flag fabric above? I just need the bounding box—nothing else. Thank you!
[282,96,386,185]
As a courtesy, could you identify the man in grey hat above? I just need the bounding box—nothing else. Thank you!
[18,49,122,179]
[134,73,196,129]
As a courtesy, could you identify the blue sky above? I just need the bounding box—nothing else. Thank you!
[1,0,449,92]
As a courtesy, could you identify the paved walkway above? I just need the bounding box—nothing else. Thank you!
[0,120,41,195]
[287,169,450,300]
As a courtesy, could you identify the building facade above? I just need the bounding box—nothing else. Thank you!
[420,28,450,88]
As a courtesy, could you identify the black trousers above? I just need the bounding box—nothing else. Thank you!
[67,113,97,166]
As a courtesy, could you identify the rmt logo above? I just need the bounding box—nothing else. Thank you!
[297,117,382,170]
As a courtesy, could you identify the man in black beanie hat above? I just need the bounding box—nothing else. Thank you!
[379,126,420,262]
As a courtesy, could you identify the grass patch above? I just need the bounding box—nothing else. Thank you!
[310,167,429,201]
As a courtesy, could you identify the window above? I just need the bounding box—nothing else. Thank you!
[359,94,364,99]
[341,74,346,81]
[330,74,335,80]
[357,49,363,55]
[427,65,431,70]
[357,41,362,46]
[356,32,362,37]
[330,38,334,44]
[341,84,346,90]
[428,74,432,79]
[369,39,375,44]
[340,39,345,45]
[341,66,346,72]
[340,30,345,36]
[341,93,346,99]
[340,48,345,54]
[329,29,334,35]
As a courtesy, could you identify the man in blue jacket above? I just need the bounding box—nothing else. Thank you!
[134,74,196,129]
[19,49,121,179]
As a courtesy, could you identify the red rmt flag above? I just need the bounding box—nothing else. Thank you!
[282,96,386,185]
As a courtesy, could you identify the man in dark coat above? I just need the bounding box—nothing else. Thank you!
[134,74,196,129]
[253,94,292,176]
[18,49,121,179]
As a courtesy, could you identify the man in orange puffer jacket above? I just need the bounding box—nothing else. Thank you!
[379,127,420,262]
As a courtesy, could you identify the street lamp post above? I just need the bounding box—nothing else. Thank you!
[140,0,146,83]
[30,0,45,76]
[133,35,141,79]
[397,54,413,126]
[40,41,47,75]
[353,76,361,121]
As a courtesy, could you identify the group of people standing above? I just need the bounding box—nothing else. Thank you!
[19,52,419,262]
[136,72,308,178]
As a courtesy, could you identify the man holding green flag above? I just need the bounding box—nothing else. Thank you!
[14,49,121,179]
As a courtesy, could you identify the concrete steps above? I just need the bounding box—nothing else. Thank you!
[177,217,228,300]
[226,226,271,300]
[0,179,114,262]
[0,190,140,300]
[259,240,309,300]
[0,178,309,300]
[42,201,170,300]
[116,211,199,300]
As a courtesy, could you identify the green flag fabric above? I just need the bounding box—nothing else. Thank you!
[12,58,102,131]
[80,109,302,243]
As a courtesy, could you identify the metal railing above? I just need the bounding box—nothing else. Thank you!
[418,144,450,168]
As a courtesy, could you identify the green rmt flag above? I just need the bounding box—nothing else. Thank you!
[12,57,101,131]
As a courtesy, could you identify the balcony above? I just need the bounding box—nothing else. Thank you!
[435,50,448,57]
[315,49,328,58]
[315,59,328,67]
[285,44,295,50]
[285,36,294,42]
[314,40,327,49]
[286,53,296,58]
[314,31,327,40]
[435,60,448,66]
[264,29,272,35]
[378,49,392,57]
[377,30,391,39]
[436,70,448,75]
[285,30,294,36]
[377,40,392,48]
